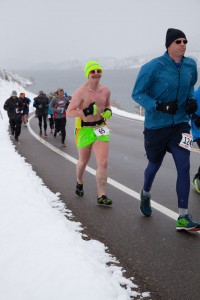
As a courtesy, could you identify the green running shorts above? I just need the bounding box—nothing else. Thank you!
[75,126,110,148]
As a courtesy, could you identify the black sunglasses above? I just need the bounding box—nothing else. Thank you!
[90,69,102,74]
[175,39,188,45]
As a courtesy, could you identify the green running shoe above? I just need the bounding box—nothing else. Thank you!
[140,189,152,217]
[176,214,200,232]
[97,195,112,206]
[192,178,200,194]
[76,182,84,196]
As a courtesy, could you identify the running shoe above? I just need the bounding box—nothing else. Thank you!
[61,143,66,147]
[76,182,84,196]
[44,131,47,136]
[192,178,200,194]
[39,129,42,135]
[97,195,112,206]
[176,214,200,231]
[140,189,152,217]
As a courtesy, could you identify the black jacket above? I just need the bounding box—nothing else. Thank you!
[3,97,23,119]
[33,95,49,117]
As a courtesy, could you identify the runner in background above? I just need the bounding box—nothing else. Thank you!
[191,86,200,193]
[47,91,56,134]
[19,92,31,127]
[33,91,49,136]
[3,90,23,141]
[49,88,70,147]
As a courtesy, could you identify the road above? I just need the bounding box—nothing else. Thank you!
[14,113,200,300]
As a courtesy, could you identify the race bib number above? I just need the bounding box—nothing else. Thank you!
[94,126,110,137]
[179,133,193,151]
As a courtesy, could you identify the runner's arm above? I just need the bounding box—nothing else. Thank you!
[66,90,85,118]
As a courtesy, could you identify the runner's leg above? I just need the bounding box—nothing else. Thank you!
[93,140,109,197]
[38,115,42,131]
[43,114,47,131]
[77,145,92,184]
[170,145,190,209]
[143,160,162,192]
[60,117,66,144]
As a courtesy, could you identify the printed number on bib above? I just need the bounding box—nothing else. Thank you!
[94,126,110,137]
[179,133,193,151]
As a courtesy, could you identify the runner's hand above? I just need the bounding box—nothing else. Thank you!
[186,99,197,114]
[156,101,178,114]
[57,108,64,113]
[101,108,112,119]
[83,102,98,116]
[192,114,200,127]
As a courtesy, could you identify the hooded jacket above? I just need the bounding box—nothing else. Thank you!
[132,52,197,129]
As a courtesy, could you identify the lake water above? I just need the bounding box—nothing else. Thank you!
[16,69,140,113]
[17,67,200,114]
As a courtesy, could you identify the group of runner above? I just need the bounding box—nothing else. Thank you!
[3,27,200,232]
[3,89,71,146]
[33,89,71,147]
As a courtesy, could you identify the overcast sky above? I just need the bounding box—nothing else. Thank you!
[1,0,200,69]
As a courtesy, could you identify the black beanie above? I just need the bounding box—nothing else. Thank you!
[165,28,186,48]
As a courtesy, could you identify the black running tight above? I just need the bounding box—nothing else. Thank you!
[38,114,47,131]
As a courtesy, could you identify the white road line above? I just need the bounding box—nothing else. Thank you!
[28,115,179,221]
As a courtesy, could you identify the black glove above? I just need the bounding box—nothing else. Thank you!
[186,99,197,114]
[192,114,200,127]
[156,101,178,114]
[83,102,97,116]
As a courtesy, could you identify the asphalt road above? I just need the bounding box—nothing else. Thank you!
[13,113,200,300]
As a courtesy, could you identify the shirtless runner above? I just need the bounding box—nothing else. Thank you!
[66,61,112,205]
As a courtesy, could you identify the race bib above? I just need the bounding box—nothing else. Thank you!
[179,133,193,151]
[94,126,110,137]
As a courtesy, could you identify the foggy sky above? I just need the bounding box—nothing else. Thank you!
[1,0,200,70]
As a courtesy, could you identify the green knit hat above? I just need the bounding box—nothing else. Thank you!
[84,61,102,78]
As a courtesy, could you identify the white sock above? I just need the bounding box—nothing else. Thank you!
[143,189,151,197]
[179,208,188,216]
